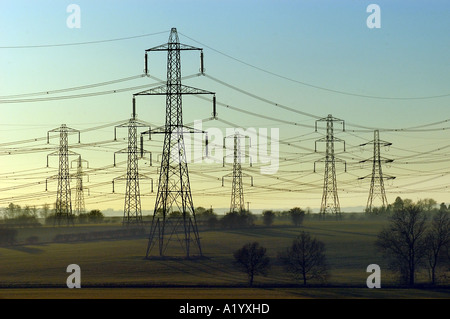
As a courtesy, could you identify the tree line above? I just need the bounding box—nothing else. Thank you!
[0,203,105,226]
[366,197,445,216]
[194,206,308,229]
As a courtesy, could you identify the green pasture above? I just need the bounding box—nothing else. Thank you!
[0,219,449,298]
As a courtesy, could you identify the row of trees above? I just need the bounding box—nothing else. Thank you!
[1,202,307,229]
[194,207,307,229]
[261,207,306,226]
[1,203,41,226]
[43,210,105,225]
[233,232,328,286]
[367,197,448,216]
[0,203,105,226]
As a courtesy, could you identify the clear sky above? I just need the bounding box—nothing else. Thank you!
[0,0,449,214]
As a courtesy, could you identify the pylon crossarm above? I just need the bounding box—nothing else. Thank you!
[146,42,201,52]
[47,150,79,157]
[133,84,166,95]
[360,157,393,163]
[141,123,206,136]
[134,84,214,96]
[70,157,88,169]
[380,157,394,163]
[178,125,207,134]
[360,140,392,147]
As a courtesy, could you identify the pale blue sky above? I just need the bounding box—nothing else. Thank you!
[0,0,449,212]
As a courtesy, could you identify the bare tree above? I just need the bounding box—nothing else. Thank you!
[262,210,275,226]
[233,242,270,286]
[375,204,428,286]
[289,207,305,227]
[40,203,50,219]
[417,198,438,213]
[425,210,450,284]
[278,231,329,285]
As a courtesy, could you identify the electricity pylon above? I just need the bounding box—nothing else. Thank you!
[222,132,253,213]
[46,124,80,226]
[138,28,215,258]
[71,155,89,216]
[113,97,152,226]
[358,130,395,213]
[314,115,346,219]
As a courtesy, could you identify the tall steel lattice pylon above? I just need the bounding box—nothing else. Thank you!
[222,132,253,213]
[72,155,88,216]
[113,98,152,226]
[358,130,395,213]
[314,115,346,219]
[46,124,80,226]
[138,28,215,258]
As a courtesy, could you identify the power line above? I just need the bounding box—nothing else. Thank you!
[0,84,157,104]
[0,74,199,104]
[203,73,450,133]
[204,74,320,120]
[0,31,169,49]
[0,75,145,99]
[179,32,450,101]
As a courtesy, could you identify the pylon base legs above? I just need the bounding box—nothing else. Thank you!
[146,216,203,259]
[122,216,143,226]
[53,214,74,226]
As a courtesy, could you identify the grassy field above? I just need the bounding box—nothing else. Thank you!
[0,219,449,299]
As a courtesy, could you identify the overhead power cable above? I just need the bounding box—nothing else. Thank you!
[0,84,154,104]
[0,75,145,99]
[0,74,199,104]
[204,73,450,133]
[0,30,169,49]
[204,74,320,120]
[179,32,450,100]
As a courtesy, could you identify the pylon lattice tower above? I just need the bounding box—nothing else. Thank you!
[314,115,346,218]
[72,155,88,216]
[113,98,152,226]
[46,124,80,225]
[222,132,253,213]
[138,28,215,258]
[358,130,395,213]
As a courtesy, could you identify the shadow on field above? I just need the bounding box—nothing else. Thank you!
[223,226,304,238]
[5,245,45,254]
[302,225,378,238]
[141,255,244,283]
[221,225,374,239]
